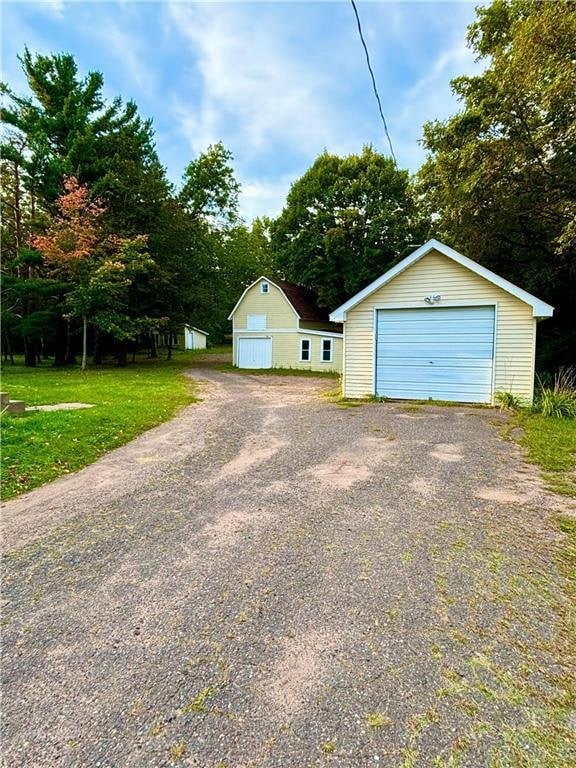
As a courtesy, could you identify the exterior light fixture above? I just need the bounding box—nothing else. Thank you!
[424,294,441,304]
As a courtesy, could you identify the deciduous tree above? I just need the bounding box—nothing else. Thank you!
[417,0,576,367]
[270,147,428,309]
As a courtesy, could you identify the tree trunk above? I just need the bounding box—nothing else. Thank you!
[65,319,77,365]
[149,333,157,359]
[92,328,102,365]
[24,337,36,367]
[166,334,173,361]
[13,159,22,256]
[116,341,128,367]
[81,315,88,370]
[2,331,14,364]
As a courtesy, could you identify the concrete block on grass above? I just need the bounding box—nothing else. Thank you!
[5,400,26,416]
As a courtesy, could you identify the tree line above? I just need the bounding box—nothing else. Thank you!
[1,0,573,369]
[1,50,272,366]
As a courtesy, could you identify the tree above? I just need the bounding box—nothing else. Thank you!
[31,177,105,369]
[180,142,240,227]
[270,147,428,309]
[417,0,576,368]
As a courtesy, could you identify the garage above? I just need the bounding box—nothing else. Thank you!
[329,239,554,402]
[375,306,495,403]
[237,337,272,369]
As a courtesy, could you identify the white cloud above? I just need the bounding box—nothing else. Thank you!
[34,0,66,20]
[238,174,295,221]
[99,23,157,94]
[166,2,349,159]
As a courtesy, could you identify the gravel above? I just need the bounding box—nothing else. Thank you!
[2,369,574,767]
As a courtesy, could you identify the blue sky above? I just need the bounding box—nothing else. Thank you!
[2,1,483,220]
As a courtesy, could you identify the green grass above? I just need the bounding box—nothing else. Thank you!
[0,349,224,500]
[216,362,340,379]
[512,412,576,497]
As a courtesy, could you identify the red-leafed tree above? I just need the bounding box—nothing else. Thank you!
[31,176,106,369]
[31,176,158,368]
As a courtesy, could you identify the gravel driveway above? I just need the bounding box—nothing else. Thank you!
[2,369,574,767]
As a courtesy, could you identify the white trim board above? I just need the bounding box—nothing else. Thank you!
[329,239,554,321]
[298,329,343,338]
[233,328,343,337]
[184,325,209,336]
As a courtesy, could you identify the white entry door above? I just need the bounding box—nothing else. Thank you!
[237,337,272,369]
[375,306,495,403]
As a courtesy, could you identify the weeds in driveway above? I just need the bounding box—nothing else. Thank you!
[365,712,392,728]
[181,686,215,715]
[168,742,187,760]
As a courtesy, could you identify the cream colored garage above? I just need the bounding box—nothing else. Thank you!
[329,240,553,403]
[229,276,343,373]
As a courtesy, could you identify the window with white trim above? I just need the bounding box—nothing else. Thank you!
[300,338,311,362]
[321,337,333,362]
[260,281,269,294]
[247,314,267,330]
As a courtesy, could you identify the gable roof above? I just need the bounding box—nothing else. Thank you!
[184,325,209,336]
[272,278,331,324]
[329,239,554,321]
[228,276,339,328]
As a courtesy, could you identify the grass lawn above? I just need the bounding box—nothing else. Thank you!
[512,411,576,498]
[216,362,340,379]
[1,348,230,501]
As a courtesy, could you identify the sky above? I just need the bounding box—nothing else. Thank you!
[2,1,484,221]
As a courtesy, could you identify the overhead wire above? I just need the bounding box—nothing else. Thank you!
[349,0,397,164]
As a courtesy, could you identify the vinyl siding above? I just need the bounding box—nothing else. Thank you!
[233,331,342,372]
[233,280,298,330]
[232,280,342,372]
[343,249,537,401]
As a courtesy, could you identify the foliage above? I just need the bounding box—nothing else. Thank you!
[1,50,267,364]
[0,350,204,500]
[494,390,524,411]
[534,367,576,420]
[180,141,240,227]
[270,146,428,309]
[418,0,576,368]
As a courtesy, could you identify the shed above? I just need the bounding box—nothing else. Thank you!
[329,239,553,403]
[183,326,208,350]
[228,276,343,372]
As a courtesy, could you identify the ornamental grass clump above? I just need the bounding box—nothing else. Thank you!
[535,367,576,419]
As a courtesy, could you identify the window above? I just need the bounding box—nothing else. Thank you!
[260,281,269,294]
[300,338,311,362]
[321,338,333,362]
[247,314,267,330]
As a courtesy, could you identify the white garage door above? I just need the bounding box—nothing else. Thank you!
[237,337,272,369]
[375,306,495,403]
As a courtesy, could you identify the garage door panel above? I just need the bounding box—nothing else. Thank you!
[379,320,495,335]
[380,364,493,384]
[377,342,494,358]
[379,356,494,368]
[380,385,491,401]
[237,337,272,369]
[375,306,495,403]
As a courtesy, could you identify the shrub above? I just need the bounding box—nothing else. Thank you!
[534,367,576,419]
[494,390,524,411]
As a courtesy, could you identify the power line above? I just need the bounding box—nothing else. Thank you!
[350,0,397,164]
